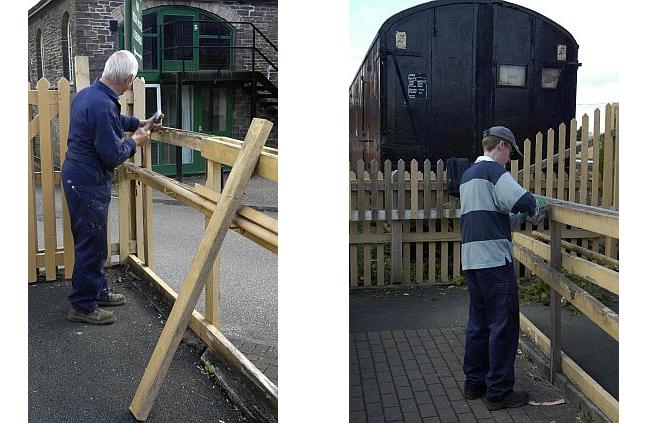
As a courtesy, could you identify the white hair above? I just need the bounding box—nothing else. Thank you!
[102,50,138,85]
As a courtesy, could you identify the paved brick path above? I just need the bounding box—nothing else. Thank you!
[229,335,278,385]
[350,328,577,423]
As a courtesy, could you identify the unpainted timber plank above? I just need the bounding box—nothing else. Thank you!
[391,220,402,285]
[129,118,273,421]
[549,205,618,239]
[118,166,133,262]
[591,109,601,207]
[73,56,90,90]
[205,159,222,327]
[557,123,566,201]
[535,132,543,195]
[358,161,371,286]
[37,78,58,281]
[116,78,133,264]
[132,80,146,262]
[546,129,555,198]
[568,119,577,203]
[58,78,74,279]
[580,114,589,205]
[28,87,38,283]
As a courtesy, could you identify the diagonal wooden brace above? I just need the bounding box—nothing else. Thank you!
[129,118,274,421]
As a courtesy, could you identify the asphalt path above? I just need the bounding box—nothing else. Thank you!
[28,275,246,422]
[350,284,619,400]
[35,175,278,346]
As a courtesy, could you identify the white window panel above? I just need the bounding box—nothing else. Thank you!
[498,65,526,87]
[542,68,561,89]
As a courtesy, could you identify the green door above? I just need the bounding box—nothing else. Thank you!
[193,84,233,137]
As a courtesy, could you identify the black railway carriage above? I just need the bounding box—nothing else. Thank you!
[350,0,580,167]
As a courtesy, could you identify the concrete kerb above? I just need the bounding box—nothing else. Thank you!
[518,332,612,423]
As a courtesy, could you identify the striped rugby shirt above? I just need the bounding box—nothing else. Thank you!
[459,156,538,270]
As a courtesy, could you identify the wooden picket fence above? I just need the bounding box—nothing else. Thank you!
[28,75,73,282]
[28,56,142,283]
[350,103,619,287]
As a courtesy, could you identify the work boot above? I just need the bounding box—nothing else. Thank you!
[463,385,486,400]
[485,390,530,411]
[67,306,116,325]
[97,292,126,307]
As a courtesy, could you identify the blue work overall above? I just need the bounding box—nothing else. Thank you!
[62,79,139,312]
[463,260,520,402]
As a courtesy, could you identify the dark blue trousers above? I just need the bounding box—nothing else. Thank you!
[463,260,520,402]
[62,160,112,312]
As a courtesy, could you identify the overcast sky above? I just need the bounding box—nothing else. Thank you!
[349,0,622,127]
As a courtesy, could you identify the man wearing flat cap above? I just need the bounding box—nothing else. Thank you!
[459,126,546,410]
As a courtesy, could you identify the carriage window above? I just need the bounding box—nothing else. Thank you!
[541,68,561,89]
[498,65,526,87]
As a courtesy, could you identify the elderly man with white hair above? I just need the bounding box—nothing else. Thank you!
[62,50,162,325]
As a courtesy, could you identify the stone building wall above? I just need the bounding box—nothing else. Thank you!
[29,0,278,159]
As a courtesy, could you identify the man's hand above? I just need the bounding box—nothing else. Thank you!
[528,204,547,226]
[139,113,164,133]
[132,127,151,146]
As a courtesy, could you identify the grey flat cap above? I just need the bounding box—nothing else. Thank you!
[483,126,522,158]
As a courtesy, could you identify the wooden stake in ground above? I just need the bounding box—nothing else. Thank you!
[129,118,273,421]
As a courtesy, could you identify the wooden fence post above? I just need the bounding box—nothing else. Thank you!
[557,123,566,201]
[28,83,37,283]
[370,160,381,285]
[73,56,90,92]
[133,79,146,262]
[358,160,371,286]
[602,105,615,258]
[549,218,562,383]
[118,90,134,262]
[350,167,358,286]
[37,78,58,281]
[58,78,74,279]
[205,160,222,327]
[384,160,393,284]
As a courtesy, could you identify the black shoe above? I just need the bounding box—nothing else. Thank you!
[97,292,126,307]
[485,390,529,411]
[464,386,486,400]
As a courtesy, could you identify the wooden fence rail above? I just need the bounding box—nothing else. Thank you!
[349,104,619,287]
